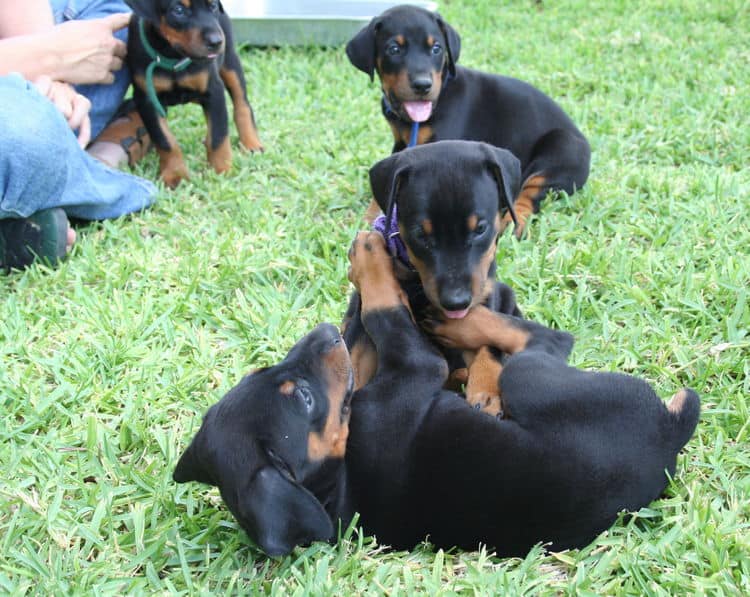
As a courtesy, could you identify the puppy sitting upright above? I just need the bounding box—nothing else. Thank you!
[125,0,263,187]
[343,140,523,409]
[346,4,590,235]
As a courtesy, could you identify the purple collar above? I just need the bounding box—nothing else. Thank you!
[372,205,412,267]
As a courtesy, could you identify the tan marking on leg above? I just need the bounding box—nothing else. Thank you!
[350,339,377,390]
[668,389,688,415]
[502,175,547,238]
[220,67,264,152]
[156,117,189,188]
[465,347,504,415]
[422,219,433,235]
[349,231,410,314]
[203,108,232,173]
[433,306,530,354]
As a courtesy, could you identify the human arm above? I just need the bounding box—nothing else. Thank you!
[0,0,130,85]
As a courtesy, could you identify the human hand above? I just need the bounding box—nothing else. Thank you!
[51,13,130,85]
[33,76,91,147]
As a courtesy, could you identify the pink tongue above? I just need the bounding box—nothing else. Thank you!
[403,101,433,123]
[444,308,470,319]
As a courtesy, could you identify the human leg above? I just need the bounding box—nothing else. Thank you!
[0,73,156,223]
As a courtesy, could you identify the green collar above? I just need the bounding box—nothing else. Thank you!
[138,19,193,117]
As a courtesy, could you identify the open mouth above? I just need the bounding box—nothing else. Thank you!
[443,308,470,319]
[402,100,433,123]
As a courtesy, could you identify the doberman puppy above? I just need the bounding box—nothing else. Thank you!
[346,4,591,236]
[173,231,700,557]
[125,1,263,187]
[344,140,523,407]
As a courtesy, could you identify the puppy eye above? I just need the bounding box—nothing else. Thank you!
[386,43,402,56]
[172,3,188,17]
[431,42,442,55]
[474,220,488,236]
[296,386,314,411]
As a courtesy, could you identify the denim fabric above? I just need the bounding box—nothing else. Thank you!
[0,74,155,221]
[50,0,133,138]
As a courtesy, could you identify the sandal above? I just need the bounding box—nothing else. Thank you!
[95,100,152,167]
[0,208,70,271]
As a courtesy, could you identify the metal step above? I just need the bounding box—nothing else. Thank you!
[223,1,438,46]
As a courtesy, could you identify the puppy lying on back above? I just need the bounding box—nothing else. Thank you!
[173,231,700,557]
[125,0,263,187]
[346,4,591,235]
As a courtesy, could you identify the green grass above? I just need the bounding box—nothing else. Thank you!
[2,0,749,593]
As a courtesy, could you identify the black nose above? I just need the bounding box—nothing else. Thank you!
[203,30,224,51]
[439,288,472,312]
[311,323,343,354]
[411,76,433,95]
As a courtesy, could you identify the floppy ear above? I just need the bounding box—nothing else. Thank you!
[234,467,334,557]
[346,18,380,81]
[369,153,410,221]
[436,14,461,77]
[173,438,216,486]
[482,145,522,221]
[124,0,160,22]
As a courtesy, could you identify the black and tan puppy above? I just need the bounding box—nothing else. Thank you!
[344,140,523,407]
[346,4,590,235]
[174,231,699,557]
[125,0,263,187]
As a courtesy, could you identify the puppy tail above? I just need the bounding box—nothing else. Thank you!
[666,388,701,451]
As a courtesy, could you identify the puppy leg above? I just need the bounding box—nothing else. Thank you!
[220,49,263,152]
[429,305,574,361]
[348,231,448,389]
[502,129,590,238]
[464,346,504,416]
[342,292,379,390]
[134,89,189,188]
[203,77,232,174]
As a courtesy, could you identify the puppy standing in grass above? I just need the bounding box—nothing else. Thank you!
[346,4,590,236]
[125,0,263,187]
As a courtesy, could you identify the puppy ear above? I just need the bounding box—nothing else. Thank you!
[346,18,381,81]
[482,145,522,220]
[369,153,409,217]
[173,438,216,486]
[124,0,160,22]
[235,467,334,557]
[436,14,461,77]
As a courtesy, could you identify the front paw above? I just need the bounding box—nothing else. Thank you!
[347,230,388,290]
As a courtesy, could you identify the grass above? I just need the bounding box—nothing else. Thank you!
[1,0,749,593]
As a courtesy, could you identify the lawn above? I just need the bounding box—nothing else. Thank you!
[1,0,748,593]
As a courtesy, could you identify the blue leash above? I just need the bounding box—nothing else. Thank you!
[408,121,419,148]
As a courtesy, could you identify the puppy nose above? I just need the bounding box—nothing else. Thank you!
[439,288,472,312]
[312,323,343,354]
[203,30,224,51]
[411,76,433,95]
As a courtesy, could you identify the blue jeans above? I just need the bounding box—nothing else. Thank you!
[0,0,156,222]
[50,0,132,138]
[0,74,155,221]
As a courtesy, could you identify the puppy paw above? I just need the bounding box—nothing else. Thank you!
[159,151,189,189]
[467,390,504,417]
[347,231,389,289]
[348,231,408,312]
[207,138,233,174]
